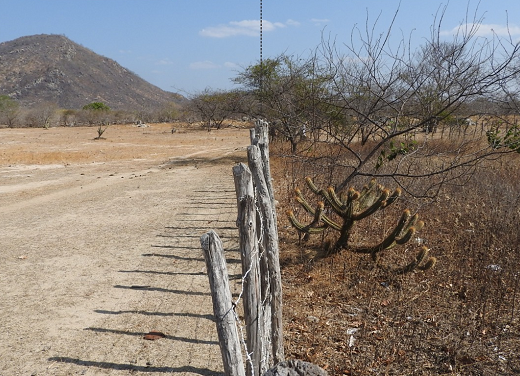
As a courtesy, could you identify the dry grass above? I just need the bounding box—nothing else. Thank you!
[271,138,520,375]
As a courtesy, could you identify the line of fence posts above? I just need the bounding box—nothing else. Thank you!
[200,120,284,376]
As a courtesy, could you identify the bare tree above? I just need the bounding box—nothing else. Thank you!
[237,5,520,198]
[25,102,59,128]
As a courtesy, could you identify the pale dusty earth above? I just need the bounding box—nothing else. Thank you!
[0,123,251,375]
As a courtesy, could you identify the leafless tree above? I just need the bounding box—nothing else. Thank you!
[238,5,520,198]
[24,102,59,128]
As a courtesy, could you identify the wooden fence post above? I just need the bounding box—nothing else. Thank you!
[233,163,264,376]
[201,231,246,376]
[204,120,283,375]
[254,120,278,231]
[247,144,285,365]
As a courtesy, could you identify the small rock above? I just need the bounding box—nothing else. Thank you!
[307,315,319,323]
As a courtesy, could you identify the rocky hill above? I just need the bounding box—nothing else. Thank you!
[0,34,183,111]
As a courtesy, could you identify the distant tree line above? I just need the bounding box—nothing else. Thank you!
[0,96,182,128]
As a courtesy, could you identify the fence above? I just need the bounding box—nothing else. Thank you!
[200,120,283,376]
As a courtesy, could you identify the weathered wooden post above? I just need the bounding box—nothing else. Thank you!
[247,144,284,365]
[200,230,246,376]
[233,163,264,376]
[253,120,277,219]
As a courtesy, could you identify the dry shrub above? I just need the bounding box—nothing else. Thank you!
[272,139,520,375]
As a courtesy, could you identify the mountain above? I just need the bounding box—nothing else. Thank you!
[0,34,183,111]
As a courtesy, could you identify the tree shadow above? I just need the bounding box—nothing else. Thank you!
[163,154,245,169]
[164,225,238,231]
[143,251,241,264]
[113,285,210,296]
[113,284,239,298]
[143,252,204,262]
[118,269,242,279]
[48,357,223,375]
[119,269,206,276]
[93,309,215,321]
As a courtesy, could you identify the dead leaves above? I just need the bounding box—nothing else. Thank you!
[143,331,166,340]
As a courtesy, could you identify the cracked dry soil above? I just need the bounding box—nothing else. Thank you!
[0,123,250,375]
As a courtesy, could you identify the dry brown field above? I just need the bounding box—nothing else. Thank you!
[0,123,250,375]
[271,136,520,375]
[1,122,519,375]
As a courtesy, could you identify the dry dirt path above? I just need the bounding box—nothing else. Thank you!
[0,124,250,375]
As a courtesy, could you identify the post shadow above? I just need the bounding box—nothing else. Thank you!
[48,357,223,375]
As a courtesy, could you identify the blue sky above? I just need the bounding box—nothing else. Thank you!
[1,0,519,94]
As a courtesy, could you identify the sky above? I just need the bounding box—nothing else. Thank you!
[1,0,520,95]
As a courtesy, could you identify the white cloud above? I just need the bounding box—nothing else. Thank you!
[286,19,300,27]
[156,58,173,66]
[224,61,239,69]
[311,18,330,26]
[189,60,219,70]
[441,23,520,37]
[200,19,294,38]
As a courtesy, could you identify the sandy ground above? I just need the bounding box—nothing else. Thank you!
[0,123,251,375]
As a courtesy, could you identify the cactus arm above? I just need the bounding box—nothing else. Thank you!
[357,179,380,208]
[305,177,332,202]
[295,188,341,230]
[394,218,423,245]
[417,256,437,271]
[358,179,377,200]
[353,189,390,221]
[287,209,327,234]
[326,186,346,214]
[305,176,322,194]
[392,247,436,274]
[395,227,416,245]
[353,210,413,254]
[295,189,317,215]
[381,188,402,208]
[319,212,342,231]
[306,177,346,214]
[295,188,341,228]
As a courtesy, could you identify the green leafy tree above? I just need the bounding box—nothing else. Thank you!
[187,88,245,130]
[0,95,20,127]
[81,102,111,129]
[81,102,111,138]
[82,102,110,111]
[235,55,332,153]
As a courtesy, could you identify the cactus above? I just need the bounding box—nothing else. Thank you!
[287,178,436,273]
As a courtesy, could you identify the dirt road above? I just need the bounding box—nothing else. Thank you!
[0,124,250,375]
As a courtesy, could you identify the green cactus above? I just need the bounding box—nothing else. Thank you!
[287,178,436,273]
